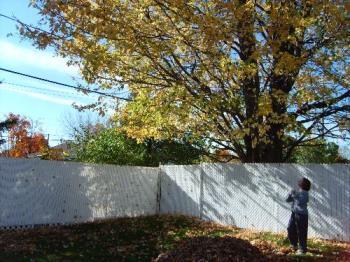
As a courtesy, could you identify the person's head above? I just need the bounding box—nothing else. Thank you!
[298,177,311,191]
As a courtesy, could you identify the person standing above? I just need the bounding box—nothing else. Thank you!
[286,177,311,254]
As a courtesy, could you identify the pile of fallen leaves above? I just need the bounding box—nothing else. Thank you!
[155,236,274,261]
[0,215,349,261]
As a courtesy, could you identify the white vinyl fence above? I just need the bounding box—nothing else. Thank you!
[0,157,159,228]
[160,163,350,241]
[0,157,349,241]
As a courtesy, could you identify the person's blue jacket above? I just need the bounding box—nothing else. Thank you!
[286,190,309,215]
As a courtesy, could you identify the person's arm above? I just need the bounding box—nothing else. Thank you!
[286,189,296,202]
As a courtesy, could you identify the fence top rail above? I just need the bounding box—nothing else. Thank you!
[0,156,160,170]
[161,162,350,167]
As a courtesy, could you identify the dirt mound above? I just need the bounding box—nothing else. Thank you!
[155,236,274,262]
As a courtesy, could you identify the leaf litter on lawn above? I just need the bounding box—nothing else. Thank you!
[0,215,349,261]
[155,236,276,262]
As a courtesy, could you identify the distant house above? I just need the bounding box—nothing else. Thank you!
[10,141,76,161]
[50,141,76,160]
[36,140,76,161]
[52,141,71,152]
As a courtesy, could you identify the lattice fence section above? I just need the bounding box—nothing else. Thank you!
[0,157,159,229]
[161,163,350,241]
[1,158,349,241]
[160,165,202,217]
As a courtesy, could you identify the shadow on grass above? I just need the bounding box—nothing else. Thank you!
[0,215,274,262]
[155,235,279,262]
[0,215,348,262]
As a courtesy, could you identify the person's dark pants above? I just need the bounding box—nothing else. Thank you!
[287,212,308,252]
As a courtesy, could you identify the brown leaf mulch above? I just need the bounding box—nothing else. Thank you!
[0,215,349,261]
[155,236,277,262]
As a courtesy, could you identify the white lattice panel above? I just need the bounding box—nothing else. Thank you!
[161,163,350,241]
[0,157,159,228]
[201,163,279,232]
[160,164,201,217]
[1,157,349,241]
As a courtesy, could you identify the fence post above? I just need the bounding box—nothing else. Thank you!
[156,163,162,214]
[199,163,204,220]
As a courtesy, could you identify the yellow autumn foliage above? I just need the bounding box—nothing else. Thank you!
[22,0,349,162]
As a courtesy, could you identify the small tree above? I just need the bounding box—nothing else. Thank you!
[6,113,48,158]
[289,139,347,164]
[73,125,205,166]
[0,117,17,146]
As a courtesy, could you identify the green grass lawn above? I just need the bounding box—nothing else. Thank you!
[0,215,348,261]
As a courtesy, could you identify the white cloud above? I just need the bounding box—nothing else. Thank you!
[0,40,79,76]
[1,84,75,106]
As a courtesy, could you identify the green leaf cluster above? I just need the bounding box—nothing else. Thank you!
[289,140,349,164]
[73,126,205,166]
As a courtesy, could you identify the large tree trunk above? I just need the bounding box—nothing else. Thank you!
[262,127,285,163]
[237,0,262,163]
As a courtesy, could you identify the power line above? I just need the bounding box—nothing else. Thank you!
[0,13,20,23]
[0,67,131,101]
[0,13,60,38]
[0,13,131,101]
[4,81,127,98]
[2,81,94,100]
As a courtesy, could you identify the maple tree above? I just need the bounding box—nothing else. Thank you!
[22,1,350,162]
[6,113,48,158]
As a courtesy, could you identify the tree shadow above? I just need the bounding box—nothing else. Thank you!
[155,235,281,261]
[162,163,349,241]
[1,157,348,241]
[160,164,202,217]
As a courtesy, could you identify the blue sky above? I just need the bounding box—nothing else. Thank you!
[0,0,112,145]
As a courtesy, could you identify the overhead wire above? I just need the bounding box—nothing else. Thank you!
[0,13,131,101]
[0,14,117,145]
[0,13,64,40]
[0,67,131,101]
[1,81,95,100]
